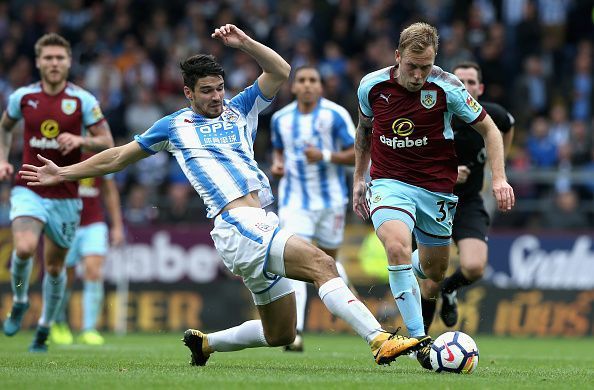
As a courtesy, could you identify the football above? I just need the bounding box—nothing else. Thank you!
[430,331,479,374]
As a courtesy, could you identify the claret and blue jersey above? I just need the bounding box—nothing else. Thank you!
[271,97,355,210]
[357,65,486,194]
[134,80,274,218]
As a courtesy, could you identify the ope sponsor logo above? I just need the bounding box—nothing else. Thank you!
[197,121,235,134]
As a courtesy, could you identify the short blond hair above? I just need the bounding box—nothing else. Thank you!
[398,22,439,55]
[34,33,71,57]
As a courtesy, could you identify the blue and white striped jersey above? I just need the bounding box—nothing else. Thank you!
[134,81,273,218]
[271,98,355,210]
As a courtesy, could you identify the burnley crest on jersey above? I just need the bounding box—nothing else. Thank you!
[420,90,437,109]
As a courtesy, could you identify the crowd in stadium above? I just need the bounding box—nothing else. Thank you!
[0,0,592,228]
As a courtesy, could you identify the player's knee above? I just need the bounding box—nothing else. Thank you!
[424,261,448,283]
[85,268,103,281]
[14,241,37,260]
[462,262,485,281]
[265,328,296,347]
[45,263,63,276]
[312,249,338,280]
[383,240,411,265]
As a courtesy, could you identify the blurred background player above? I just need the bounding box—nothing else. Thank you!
[353,22,514,369]
[421,61,515,332]
[0,33,113,352]
[270,66,356,352]
[50,152,124,346]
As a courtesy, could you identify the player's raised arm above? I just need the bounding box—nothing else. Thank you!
[211,24,290,99]
[471,115,515,211]
[20,141,149,186]
[352,110,373,220]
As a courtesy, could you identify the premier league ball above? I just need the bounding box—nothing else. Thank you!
[430,331,479,374]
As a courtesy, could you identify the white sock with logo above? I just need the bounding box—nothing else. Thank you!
[318,277,383,344]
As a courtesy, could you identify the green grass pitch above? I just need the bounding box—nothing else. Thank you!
[1,333,593,389]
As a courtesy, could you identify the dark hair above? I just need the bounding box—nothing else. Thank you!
[453,61,483,82]
[34,33,71,57]
[292,65,321,82]
[179,54,225,89]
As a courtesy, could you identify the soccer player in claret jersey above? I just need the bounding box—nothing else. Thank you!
[420,61,515,332]
[21,24,426,366]
[270,66,356,352]
[0,33,114,352]
[50,152,125,346]
[353,22,515,369]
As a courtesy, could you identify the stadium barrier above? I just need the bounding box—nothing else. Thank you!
[1,226,593,336]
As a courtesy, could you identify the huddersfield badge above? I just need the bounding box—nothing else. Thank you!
[420,90,436,109]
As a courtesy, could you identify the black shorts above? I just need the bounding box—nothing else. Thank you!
[452,194,490,243]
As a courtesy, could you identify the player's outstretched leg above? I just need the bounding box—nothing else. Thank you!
[284,279,306,352]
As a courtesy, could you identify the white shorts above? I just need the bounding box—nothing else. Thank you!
[211,207,294,305]
[278,206,346,249]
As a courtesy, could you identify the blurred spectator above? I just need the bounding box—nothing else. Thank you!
[541,188,589,230]
[569,120,592,166]
[124,87,164,135]
[123,184,158,225]
[526,116,557,168]
[569,41,592,121]
[513,55,550,127]
[548,101,571,146]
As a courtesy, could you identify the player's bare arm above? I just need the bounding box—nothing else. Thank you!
[212,24,290,99]
[102,178,125,246]
[352,111,373,219]
[20,141,149,186]
[0,111,17,180]
[56,120,114,155]
[304,145,355,165]
[502,125,514,158]
[270,149,285,178]
[472,115,515,211]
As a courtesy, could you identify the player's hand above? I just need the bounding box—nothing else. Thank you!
[19,154,63,186]
[352,178,370,220]
[270,161,284,178]
[57,133,83,155]
[0,161,14,180]
[211,24,249,49]
[110,225,125,247]
[304,145,323,163]
[492,178,515,212]
[456,165,470,184]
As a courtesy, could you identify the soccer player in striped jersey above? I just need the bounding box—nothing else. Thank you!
[0,33,114,352]
[353,22,515,369]
[21,24,428,367]
[271,66,356,351]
